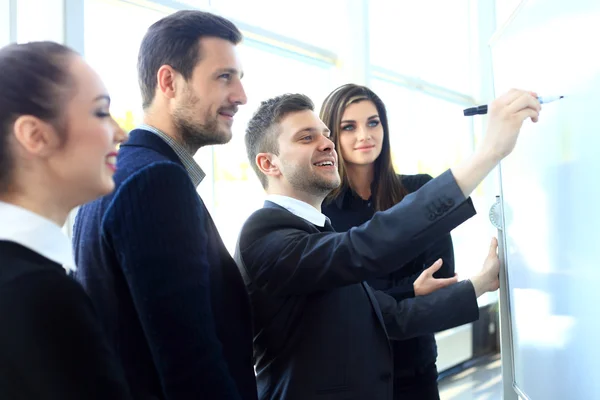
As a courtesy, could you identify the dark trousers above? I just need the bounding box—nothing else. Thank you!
[393,363,440,400]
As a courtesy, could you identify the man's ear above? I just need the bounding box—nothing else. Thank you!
[156,65,179,100]
[256,153,281,178]
[12,115,60,158]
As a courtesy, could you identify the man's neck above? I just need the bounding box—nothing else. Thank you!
[345,163,375,200]
[267,187,325,211]
[143,113,196,154]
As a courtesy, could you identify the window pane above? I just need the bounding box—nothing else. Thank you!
[84,0,167,132]
[212,44,335,253]
[17,0,64,42]
[369,0,472,94]
[174,0,208,7]
[370,78,480,279]
[495,0,524,28]
[370,78,474,177]
[211,0,344,51]
[0,0,10,47]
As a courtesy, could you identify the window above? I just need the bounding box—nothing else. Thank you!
[0,0,12,47]
[495,0,524,29]
[16,0,65,42]
[369,0,472,95]
[84,0,167,132]
[370,78,481,281]
[370,78,474,177]
[172,0,209,7]
[211,0,344,51]
[211,43,335,253]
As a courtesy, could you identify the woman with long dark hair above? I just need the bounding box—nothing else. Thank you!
[321,83,461,400]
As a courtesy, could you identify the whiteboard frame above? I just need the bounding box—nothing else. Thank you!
[496,169,527,400]
[491,1,536,398]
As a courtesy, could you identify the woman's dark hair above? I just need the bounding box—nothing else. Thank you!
[320,83,407,211]
[0,41,76,193]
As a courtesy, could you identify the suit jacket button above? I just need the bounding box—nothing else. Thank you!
[380,372,392,381]
[445,198,455,207]
[428,212,436,221]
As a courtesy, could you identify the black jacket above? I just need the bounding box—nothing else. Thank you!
[235,170,480,400]
[323,173,455,371]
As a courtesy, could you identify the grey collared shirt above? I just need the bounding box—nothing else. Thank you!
[138,124,205,188]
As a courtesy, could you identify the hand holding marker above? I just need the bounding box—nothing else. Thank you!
[463,95,564,116]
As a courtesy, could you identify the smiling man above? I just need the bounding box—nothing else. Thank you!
[72,11,257,400]
[236,91,540,400]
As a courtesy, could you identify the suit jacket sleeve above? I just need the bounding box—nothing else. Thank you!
[384,174,457,301]
[412,174,456,279]
[104,162,241,400]
[381,272,420,301]
[384,232,456,302]
[238,169,476,296]
[372,280,479,340]
[0,271,132,399]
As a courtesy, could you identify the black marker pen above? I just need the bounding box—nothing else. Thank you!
[463,95,564,116]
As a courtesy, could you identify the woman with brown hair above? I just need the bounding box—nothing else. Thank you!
[0,41,131,399]
[320,83,461,400]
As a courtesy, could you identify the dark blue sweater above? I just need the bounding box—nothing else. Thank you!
[72,129,257,400]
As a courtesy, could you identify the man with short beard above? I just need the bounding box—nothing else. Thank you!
[72,11,257,400]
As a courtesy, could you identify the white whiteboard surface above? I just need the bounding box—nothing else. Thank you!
[491,0,600,399]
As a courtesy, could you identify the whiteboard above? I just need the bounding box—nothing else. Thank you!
[491,0,600,398]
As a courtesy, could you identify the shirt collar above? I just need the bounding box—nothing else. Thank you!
[138,124,206,188]
[265,194,328,227]
[0,201,76,271]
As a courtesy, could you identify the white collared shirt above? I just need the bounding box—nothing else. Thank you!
[265,194,328,227]
[0,201,76,271]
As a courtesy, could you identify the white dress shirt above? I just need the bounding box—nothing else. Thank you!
[265,194,328,227]
[0,201,76,271]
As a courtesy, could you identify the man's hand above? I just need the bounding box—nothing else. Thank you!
[481,89,541,161]
[452,89,541,197]
[414,259,459,296]
[470,237,501,297]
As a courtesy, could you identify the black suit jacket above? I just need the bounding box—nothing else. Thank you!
[234,170,480,400]
[323,173,458,372]
[73,129,257,399]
